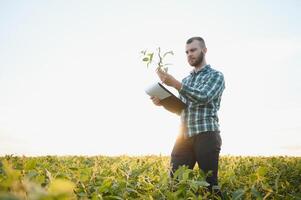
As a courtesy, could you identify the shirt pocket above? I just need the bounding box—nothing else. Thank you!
[193,77,208,89]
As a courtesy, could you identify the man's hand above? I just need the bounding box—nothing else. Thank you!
[156,68,182,90]
[150,96,162,106]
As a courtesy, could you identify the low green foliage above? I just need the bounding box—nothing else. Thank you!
[0,155,300,199]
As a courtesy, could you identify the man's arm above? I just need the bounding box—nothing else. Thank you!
[179,72,225,104]
[156,68,225,105]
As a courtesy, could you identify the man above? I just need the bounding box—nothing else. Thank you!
[151,37,225,196]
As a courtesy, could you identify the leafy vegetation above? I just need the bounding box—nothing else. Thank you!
[0,155,300,199]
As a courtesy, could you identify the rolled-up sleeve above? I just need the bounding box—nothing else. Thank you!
[179,72,225,105]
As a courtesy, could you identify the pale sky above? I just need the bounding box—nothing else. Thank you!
[0,0,300,156]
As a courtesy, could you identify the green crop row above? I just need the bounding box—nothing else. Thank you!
[0,155,300,199]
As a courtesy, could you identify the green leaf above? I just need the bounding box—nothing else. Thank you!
[232,189,245,200]
[182,169,191,181]
[26,170,38,179]
[24,160,37,170]
[148,53,154,62]
[77,192,87,197]
[256,166,267,177]
[69,167,78,171]
[98,178,112,193]
[48,178,75,195]
[142,57,149,62]
[194,180,210,187]
[105,195,123,200]
[251,187,263,199]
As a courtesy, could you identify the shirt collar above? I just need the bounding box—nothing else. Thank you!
[190,64,211,75]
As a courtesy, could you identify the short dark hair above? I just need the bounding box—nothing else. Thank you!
[186,37,206,48]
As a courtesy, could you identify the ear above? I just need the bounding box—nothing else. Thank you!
[202,48,207,54]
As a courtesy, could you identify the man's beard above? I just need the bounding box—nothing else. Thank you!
[189,51,204,67]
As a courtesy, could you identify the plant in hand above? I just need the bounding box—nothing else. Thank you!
[141,47,174,72]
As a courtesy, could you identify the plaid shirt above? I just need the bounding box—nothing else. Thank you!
[179,64,225,137]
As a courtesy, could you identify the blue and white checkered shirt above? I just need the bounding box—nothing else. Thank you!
[179,64,225,137]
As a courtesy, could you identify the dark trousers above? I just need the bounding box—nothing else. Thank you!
[170,130,222,190]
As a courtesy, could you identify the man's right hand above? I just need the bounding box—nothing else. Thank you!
[150,96,162,106]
